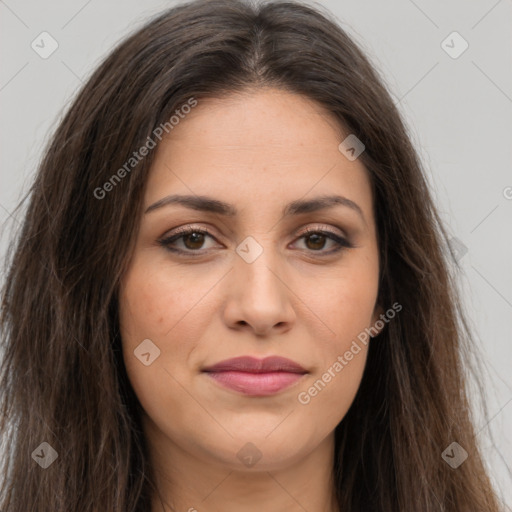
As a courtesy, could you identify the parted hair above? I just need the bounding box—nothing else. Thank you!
[0,0,501,510]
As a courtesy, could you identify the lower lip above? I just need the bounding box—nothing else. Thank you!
[204,371,305,396]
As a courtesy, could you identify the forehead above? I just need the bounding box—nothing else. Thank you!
[159,88,345,152]
[144,88,373,220]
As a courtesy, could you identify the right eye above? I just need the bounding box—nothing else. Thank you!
[158,226,221,255]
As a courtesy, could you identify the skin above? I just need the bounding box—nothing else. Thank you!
[118,88,383,512]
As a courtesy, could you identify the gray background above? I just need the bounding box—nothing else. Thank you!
[1,0,511,507]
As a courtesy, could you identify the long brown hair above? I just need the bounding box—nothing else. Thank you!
[0,0,502,510]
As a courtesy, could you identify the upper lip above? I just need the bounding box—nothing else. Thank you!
[202,356,307,374]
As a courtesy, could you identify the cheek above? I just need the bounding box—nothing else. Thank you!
[293,257,377,421]
[295,277,374,429]
[118,255,222,404]
[297,346,368,436]
[306,255,379,348]
[118,259,188,393]
[119,256,210,346]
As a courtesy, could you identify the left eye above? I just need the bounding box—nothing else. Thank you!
[294,228,352,253]
[158,227,352,255]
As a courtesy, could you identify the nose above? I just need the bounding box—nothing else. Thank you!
[222,246,296,337]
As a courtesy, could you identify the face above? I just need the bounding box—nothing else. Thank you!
[119,88,382,473]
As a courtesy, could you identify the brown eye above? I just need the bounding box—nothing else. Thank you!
[182,232,207,250]
[159,227,219,254]
[293,228,353,255]
[159,226,353,257]
[304,232,328,250]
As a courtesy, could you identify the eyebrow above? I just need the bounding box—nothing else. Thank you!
[144,193,366,222]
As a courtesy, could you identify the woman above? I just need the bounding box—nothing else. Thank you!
[0,0,502,510]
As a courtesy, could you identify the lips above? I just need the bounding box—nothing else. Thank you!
[202,356,307,396]
[203,356,307,373]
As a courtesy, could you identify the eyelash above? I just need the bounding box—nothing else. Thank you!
[158,225,354,257]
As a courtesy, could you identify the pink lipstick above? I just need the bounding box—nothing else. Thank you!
[202,356,307,396]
